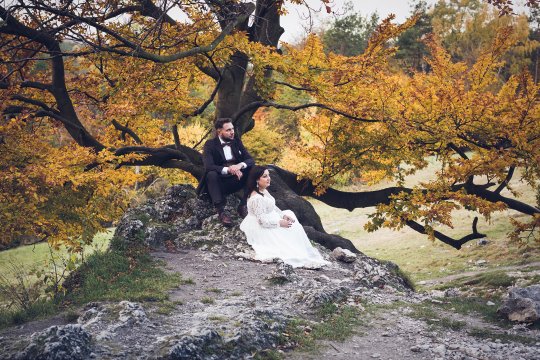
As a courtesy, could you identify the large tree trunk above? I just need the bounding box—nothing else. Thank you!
[265,167,360,254]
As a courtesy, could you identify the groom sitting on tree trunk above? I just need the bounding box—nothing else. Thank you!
[197,118,255,227]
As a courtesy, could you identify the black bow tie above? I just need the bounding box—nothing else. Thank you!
[221,141,232,147]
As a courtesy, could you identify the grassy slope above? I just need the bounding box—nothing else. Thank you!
[0,229,113,281]
[0,229,184,328]
[311,161,540,282]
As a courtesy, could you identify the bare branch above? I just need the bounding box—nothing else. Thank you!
[172,124,181,150]
[111,120,143,144]
[447,142,469,160]
[21,81,52,91]
[405,217,486,250]
[274,80,314,91]
[23,3,255,64]
[12,95,58,114]
[494,166,515,194]
[232,101,381,124]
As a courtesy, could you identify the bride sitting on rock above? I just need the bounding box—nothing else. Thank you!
[240,165,330,268]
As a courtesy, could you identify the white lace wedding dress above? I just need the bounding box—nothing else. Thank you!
[240,189,330,268]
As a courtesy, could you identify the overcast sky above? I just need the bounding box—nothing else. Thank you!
[279,0,531,43]
[280,0,436,43]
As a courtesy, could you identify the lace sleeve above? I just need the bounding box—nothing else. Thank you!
[248,195,279,228]
[273,205,284,217]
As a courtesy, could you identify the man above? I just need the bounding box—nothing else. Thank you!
[197,118,255,227]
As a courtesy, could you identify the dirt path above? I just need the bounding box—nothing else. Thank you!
[286,304,540,360]
[418,262,540,287]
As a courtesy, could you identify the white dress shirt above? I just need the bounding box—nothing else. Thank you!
[219,137,246,175]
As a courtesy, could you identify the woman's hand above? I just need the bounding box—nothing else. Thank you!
[283,215,295,223]
[279,219,293,228]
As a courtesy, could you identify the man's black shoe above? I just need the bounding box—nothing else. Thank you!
[237,205,248,219]
[218,211,234,227]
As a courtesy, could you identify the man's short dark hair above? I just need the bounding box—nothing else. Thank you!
[214,118,233,130]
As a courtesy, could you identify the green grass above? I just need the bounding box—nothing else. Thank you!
[0,299,59,328]
[0,229,113,285]
[283,303,363,353]
[65,250,182,304]
[201,296,215,304]
[253,349,283,360]
[0,230,185,329]
[408,304,466,331]
[180,278,195,285]
[435,271,517,292]
[205,288,223,294]
[156,300,184,315]
[438,297,506,325]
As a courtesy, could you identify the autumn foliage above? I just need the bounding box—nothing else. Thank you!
[1,0,539,250]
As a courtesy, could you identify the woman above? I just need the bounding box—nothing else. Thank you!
[240,166,330,268]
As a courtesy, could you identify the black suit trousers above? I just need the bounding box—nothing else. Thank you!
[205,166,252,210]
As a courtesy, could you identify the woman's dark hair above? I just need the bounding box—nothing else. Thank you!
[246,165,268,197]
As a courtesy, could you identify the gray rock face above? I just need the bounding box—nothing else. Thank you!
[498,285,540,322]
[15,324,91,360]
[166,329,222,360]
[300,285,351,308]
[267,261,297,283]
[331,247,357,263]
[112,184,249,253]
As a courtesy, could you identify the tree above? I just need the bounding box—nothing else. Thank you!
[431,0,539,80]
[1,0,539,252]
[394,0,433,72]
[321,2,379,56]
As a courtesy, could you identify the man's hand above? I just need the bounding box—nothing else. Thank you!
[228,164,243,179]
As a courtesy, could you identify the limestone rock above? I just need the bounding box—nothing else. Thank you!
[299,285,350,308]
[498,285,540,323]
[477,238,490,246]
[166,329,222,360]
[331,247,357,263]
[117,301,147,326]
[266,262,296,283]
[15,324,92,360]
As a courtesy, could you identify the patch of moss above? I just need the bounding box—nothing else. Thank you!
[201,296,215,304]
[282,304,363,353]
[65,250,182,304]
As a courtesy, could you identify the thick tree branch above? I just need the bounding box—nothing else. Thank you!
[494,166,515,194]
[465,182,539,215]
[274,80,314,92]
[21,80,52,92]
[232,101,381,125]
[28,3,255,64]
[12,95,58,114]
[448,142,469,159]
[270,164,540,215]
[304,226,360,253]
[269,165,412,211]
[112,145,204,179]
[112,120,143,144]
[405,217,486,250]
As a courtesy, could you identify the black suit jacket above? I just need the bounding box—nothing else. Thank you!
[196,137,255,194]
